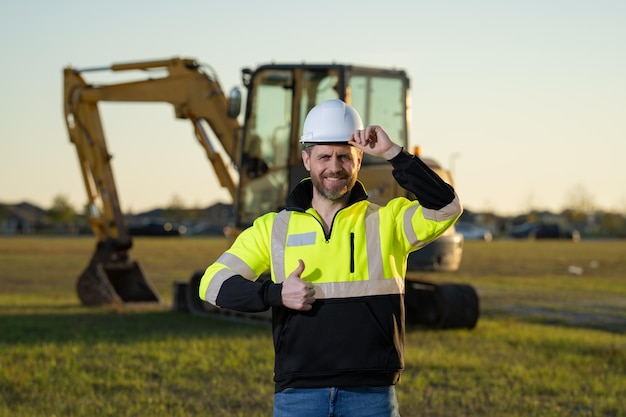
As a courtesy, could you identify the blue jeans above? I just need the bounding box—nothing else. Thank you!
[273,386,400,417]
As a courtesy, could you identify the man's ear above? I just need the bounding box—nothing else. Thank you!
[301,149,311,171]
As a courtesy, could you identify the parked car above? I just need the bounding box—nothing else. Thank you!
[531,224,580,242]
[510,222,538,239]
[510,222,580,242]
[129,221,186,237]
[455,222,493,242]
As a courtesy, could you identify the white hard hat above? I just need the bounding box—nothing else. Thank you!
[300,99,363,144]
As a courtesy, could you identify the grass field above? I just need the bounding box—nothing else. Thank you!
[0,236,625,417]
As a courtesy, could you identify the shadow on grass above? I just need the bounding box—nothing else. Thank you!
[0,307,270,346]
[2,299,623,349]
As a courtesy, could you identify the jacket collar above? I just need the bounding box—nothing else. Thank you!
[285,178,369,212]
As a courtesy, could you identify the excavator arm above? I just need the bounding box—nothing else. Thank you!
[63,57,241,306]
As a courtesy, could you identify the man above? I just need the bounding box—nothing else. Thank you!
[199,99,462,416]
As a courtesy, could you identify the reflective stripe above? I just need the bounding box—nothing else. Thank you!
[216,252,256,280]
[404,195,462,247]
[272,210,291,283]
[205,267,236,305]
[287,231,316,246]
[312,276,404,299]
[365,203,384,280]
[403,205,421,247]
[205,253,258,305]
[422,195,462,222]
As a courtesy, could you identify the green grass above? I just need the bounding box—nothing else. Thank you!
[1,237,625,416]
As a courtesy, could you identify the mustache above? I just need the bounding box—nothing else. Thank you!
[323,171,349,179]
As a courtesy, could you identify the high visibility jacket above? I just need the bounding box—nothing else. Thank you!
[199,150,462,392]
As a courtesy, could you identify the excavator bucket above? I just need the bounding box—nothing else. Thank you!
[76,239,161,306]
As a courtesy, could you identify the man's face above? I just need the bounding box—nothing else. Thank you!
[302,144,363,201]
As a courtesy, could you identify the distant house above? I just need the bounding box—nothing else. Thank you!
[0,202,49,235]
[0,200,236,237]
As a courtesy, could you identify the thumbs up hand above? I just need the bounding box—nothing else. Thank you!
[281,259,316,311]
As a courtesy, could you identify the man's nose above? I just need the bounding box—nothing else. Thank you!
[329,156,343,170]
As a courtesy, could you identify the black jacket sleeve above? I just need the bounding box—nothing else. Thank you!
[388,150,456,210]
[215,275,283,312]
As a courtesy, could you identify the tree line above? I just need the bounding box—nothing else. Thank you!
[2,189,626,238]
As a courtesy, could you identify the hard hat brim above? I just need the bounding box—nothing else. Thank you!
[301,141,353,148]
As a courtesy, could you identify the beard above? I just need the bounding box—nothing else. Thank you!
[311,170,358,201]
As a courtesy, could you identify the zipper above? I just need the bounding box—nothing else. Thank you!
[350,232,355,273]
[305,212,330,242]
[304,210,354,271]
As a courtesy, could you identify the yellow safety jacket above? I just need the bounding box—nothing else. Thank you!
[199,150,462,392]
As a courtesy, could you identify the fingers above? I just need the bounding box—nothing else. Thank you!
[300,290,316,311]
[349,125,390,151]
[304,281,315,298]
[301,278,316,311]
[349,126,379,149]
[349,126,400,159]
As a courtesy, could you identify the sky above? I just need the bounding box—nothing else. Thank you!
[1,0,625,216]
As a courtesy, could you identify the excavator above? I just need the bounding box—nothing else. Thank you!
[63,57,477,329]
